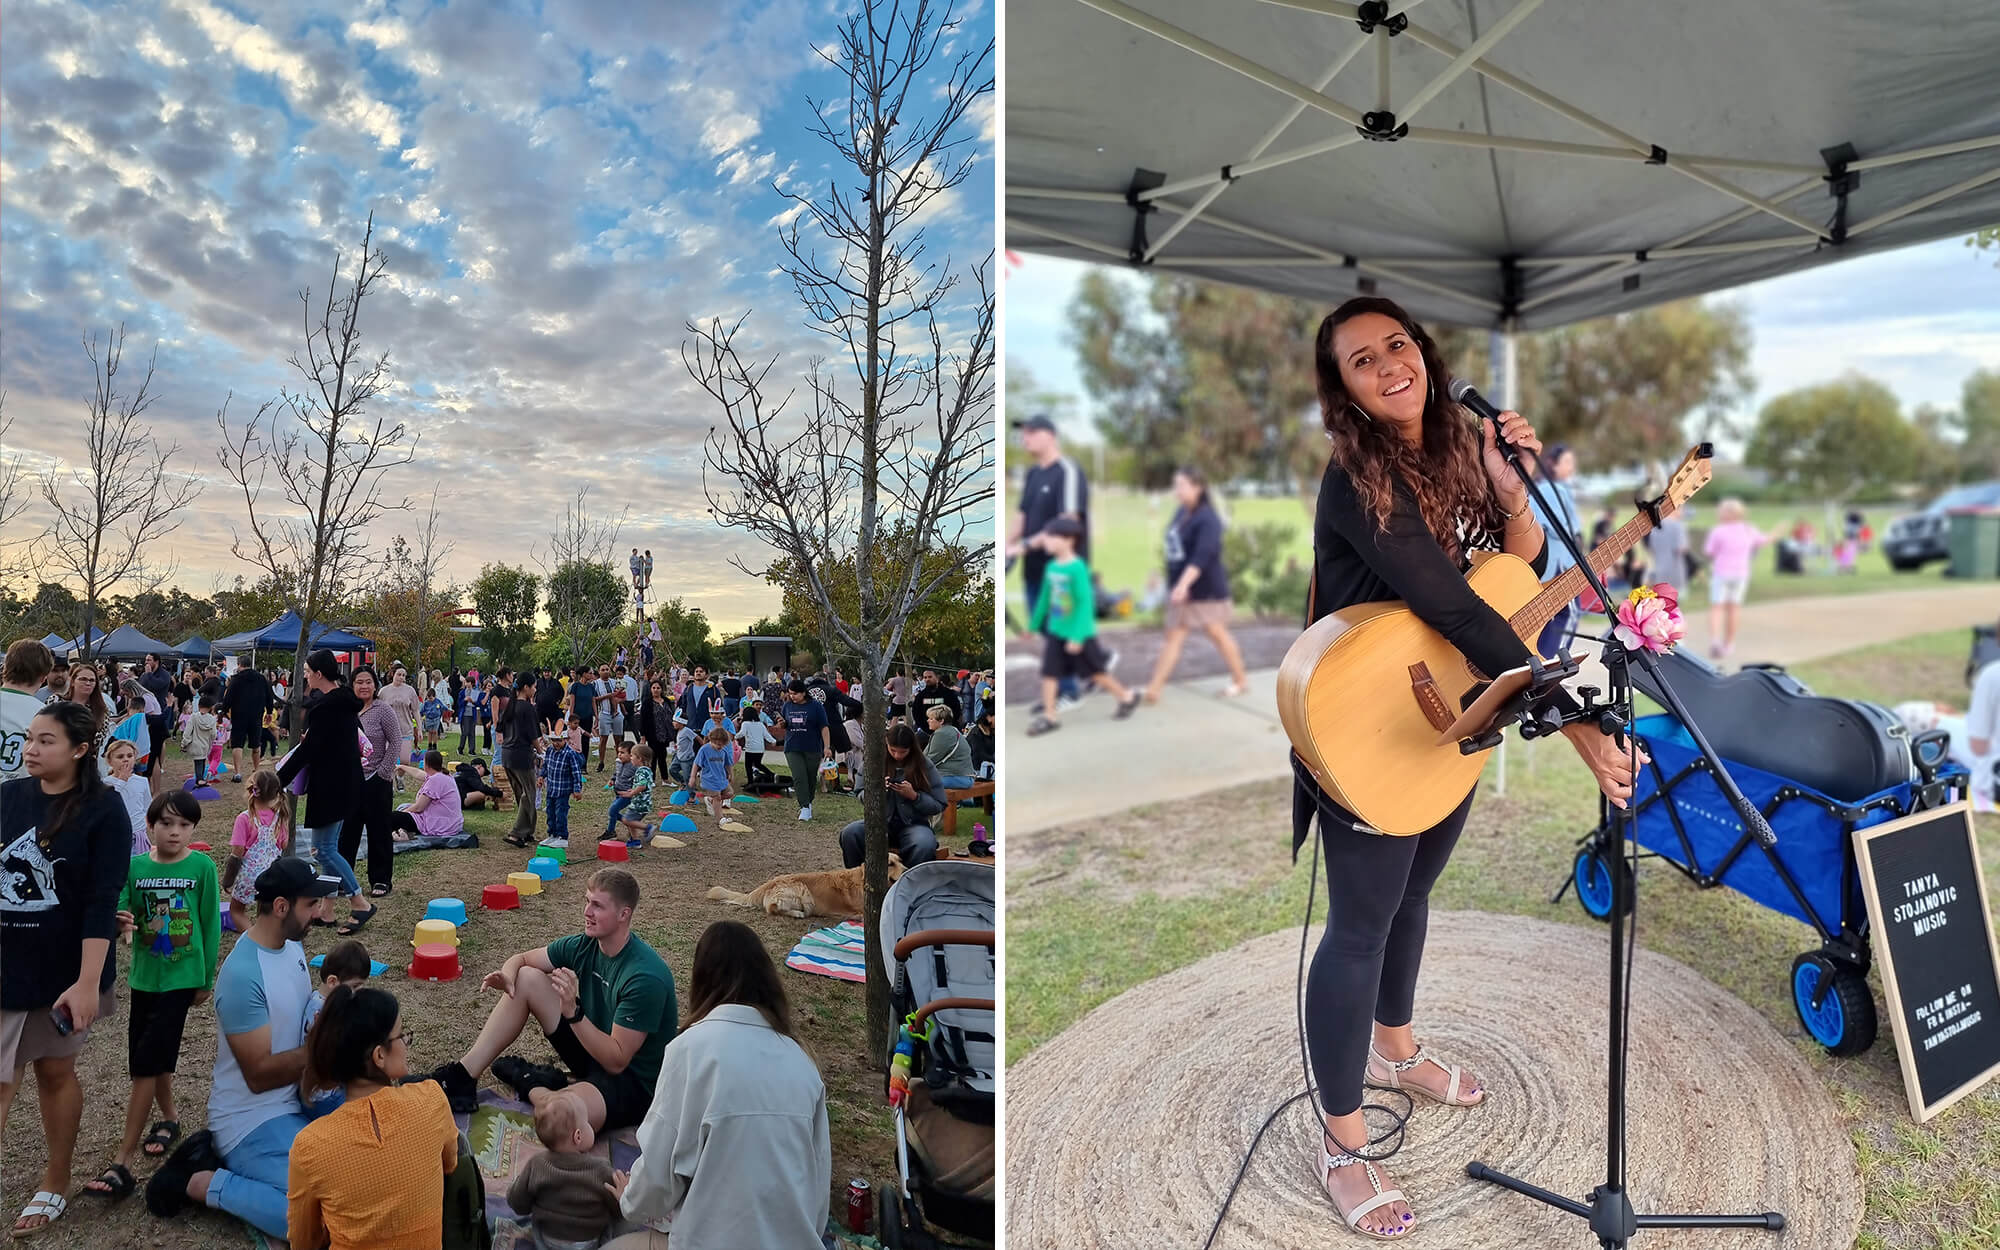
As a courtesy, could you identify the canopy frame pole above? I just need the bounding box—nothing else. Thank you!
[1849,132,2000,171]
[1847,162,2000,239]
[1004,217,1132,260]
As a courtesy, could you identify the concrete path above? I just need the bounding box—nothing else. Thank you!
[1005,583,2000,835]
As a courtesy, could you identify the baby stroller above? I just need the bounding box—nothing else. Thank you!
[878,859,995,1247]
[1560,650,1964,1057]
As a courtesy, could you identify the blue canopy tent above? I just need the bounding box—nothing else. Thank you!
[51,627,108,658]
[38,633,65,649]
[171,635,215,661]
[92,624,177,661]
[211,611,374,655]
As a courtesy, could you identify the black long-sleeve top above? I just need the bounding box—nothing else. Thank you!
[1292,461,1548,857]
[278,685,363,829]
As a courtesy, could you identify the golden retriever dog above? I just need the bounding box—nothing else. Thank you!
[706,856,904,919]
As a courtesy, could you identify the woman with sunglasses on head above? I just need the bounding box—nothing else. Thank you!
[1298,297,1643,1240]
[286,985,457,1250]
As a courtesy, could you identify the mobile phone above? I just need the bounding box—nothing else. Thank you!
[49,1005,73,1037]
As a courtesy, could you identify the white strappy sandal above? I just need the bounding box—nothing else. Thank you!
[1367,1043,1485,1106]
[1318,1131,1414,1240]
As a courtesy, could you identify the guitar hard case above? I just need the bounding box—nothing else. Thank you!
[1630,650,1913,801]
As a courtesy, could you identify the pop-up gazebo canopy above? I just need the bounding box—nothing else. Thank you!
[1006,0,2000,330]
[91,625,176,661]
[211,612,374,655]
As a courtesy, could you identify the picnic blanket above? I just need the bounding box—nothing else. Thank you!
[460,1088,645,1248]
[785,921,867,983]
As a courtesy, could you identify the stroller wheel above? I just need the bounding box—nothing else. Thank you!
[1572,846,1631,921]
[878,1185,901,1249]
[1791,953,1876,1057]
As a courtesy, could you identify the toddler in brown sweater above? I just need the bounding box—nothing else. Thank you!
[507,1093,623,1250]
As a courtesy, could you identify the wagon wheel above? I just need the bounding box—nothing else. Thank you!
[1571,844,1634,921]
[1791,952,1877,1057]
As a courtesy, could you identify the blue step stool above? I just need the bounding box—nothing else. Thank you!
[669,789,691,806]
[526,857,562,881]
[658,813,698,834]
[310,953,391,977]
[424,898,469,927]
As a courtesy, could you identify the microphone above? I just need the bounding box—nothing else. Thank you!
[1447,377,1505,427]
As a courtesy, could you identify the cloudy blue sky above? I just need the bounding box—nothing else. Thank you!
[1005,237,2000,455]
[2,0,995,632]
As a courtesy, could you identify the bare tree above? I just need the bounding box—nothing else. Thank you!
[686,0,994,1057]
[218,212,415,735]
[0,395,43,591]
[364,487,456,678]
[37,327,203,659]
[536,486,629,672]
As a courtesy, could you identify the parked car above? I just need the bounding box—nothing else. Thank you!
[1883,481,2000,570]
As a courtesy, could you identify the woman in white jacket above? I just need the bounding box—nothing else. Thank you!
[605,921,831,1250]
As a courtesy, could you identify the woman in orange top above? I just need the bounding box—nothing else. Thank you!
[287,986,458,1250]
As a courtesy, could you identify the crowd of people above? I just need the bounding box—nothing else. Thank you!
[1,631,992,1245]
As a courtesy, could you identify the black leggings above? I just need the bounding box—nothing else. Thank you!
[1304,786,1475,1118]
[340,775,396,890]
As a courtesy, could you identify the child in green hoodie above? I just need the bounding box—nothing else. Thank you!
[85,790,221,1199]
[1023,516,1141,735]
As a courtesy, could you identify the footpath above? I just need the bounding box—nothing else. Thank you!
[1003,583,2000,835]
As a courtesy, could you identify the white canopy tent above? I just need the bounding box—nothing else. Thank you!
[1005,0,2000,331]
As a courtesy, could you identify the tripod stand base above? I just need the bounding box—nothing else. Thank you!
[1466,1162,1784,1247]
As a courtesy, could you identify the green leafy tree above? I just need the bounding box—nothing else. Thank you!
[1531,300,1754,465]
[545,560,626,669]
[648,597,718,672]
[1745,375,1916,500]
[1969,225,2000,267]
[765,534,996,671]
[1958,369,2000,481]
[469,563,539,668]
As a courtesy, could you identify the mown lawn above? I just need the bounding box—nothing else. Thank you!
[1007,629,2000,1250]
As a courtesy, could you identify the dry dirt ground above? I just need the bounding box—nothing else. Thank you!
[3,735,978,1248]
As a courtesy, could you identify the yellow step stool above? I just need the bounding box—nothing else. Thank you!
[506,870,543,898]
[411,918,459,948]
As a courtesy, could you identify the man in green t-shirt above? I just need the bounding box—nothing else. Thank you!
[423,868,676,1131]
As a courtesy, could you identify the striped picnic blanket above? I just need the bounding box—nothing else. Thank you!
[784,921,867,982]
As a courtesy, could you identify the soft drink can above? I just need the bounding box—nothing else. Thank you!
[846,1178,871,1233]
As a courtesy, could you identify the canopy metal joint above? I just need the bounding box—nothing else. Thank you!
[1354,1,1408,35]
[1820,141,1859,245]
[1359,110,1410,141]
[1124,168,1166,264]
[1499,255,1523,323]
[1647,144,1667,165]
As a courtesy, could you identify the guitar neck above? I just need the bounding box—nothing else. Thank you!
[1510,509,1659,642]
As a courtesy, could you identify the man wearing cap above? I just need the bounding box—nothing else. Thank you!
[1008,413,1105,708]
[147,858,340,1236]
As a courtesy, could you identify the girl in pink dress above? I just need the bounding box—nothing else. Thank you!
[224,769,292,931]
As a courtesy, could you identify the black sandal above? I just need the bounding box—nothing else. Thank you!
[337,905,378,936]
[142,1120,181,1158]
[369,883,393,898]
[84,1164,135,1200]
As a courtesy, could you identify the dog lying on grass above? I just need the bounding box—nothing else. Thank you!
[706,856,904,919]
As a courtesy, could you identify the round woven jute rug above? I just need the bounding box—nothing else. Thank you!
[1007,911,1860,1250]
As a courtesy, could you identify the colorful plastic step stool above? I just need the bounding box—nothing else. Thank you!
[658,813,698,834]
[311,953,390,977]
[424,898,468,926]
[526,857,562,881]
[220,909,238,933]
[537,840,568,864]
[482,883,520,911]
[412,918,459,948]
[409,943,462,982]
[650,835,686,849]
[507,870,543,897]
[189,841,213,851]
[730,795,760,804]
[595,840,630,862]
[669,789,691,806]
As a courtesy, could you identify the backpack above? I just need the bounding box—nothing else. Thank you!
[442,1130,492,1250]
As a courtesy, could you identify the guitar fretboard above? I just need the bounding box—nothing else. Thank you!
[1509,510,1657,643]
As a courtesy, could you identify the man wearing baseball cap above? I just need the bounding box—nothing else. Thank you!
[148,859,341,1235]
[1009,413,1106,708]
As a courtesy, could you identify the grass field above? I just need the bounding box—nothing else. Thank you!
[1006,628,2000,1250]
[1,731,968,1248]
[1005,488,1950,623]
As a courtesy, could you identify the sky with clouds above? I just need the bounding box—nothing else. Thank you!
[1005,237,2000,456]
[2,0,995,634]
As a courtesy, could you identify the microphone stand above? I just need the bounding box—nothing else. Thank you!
[1464,416,1785,1247]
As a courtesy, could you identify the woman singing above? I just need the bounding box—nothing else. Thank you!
[1300,297,1641,1239]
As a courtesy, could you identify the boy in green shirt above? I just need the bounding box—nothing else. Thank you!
[1023,516,1141,735]
[84,791,221,1200]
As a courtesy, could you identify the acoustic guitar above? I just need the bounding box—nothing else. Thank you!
[1277,444,1714,835]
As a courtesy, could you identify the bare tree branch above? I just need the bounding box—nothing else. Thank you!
[216,212,416,734]
[533,485,629,671]
[35,326,204,658]
[0,395,43,590]
[688,0,993,1059]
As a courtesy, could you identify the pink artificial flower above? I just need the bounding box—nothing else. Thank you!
[1613,584,1685,654]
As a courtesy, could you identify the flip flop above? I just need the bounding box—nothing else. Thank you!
[84,1164,136,1200]
[142,1119,181,1157]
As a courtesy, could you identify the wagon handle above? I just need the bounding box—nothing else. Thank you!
[893,928,995,961]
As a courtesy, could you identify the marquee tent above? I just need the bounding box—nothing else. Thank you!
[90,624,177,661]
[171,635,216,661]
[1005,0,2000,330]
[50,627,108,658]
[38,633,65,650]
[212,611,374,655]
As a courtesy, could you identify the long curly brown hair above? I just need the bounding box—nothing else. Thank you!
[1313,296,1499,559]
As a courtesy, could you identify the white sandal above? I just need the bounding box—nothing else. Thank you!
[1367,1043,1485,1106]
[1318,1131,1413,1240]
[14,1191,69,1237]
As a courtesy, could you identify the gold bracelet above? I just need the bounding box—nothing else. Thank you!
[1500,498,1532,522]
